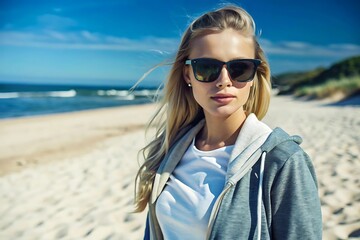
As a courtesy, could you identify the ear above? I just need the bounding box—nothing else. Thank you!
[183,65,192,85]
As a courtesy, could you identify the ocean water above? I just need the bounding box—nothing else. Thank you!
[0,83,160,119]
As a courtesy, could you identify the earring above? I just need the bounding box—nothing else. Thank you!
[188,83,192,87]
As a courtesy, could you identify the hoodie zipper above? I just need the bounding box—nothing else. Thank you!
[206,181,235,239]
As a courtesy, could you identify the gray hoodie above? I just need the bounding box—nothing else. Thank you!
[145,114,322,240]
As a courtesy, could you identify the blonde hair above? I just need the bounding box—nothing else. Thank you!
[134,5,271,212]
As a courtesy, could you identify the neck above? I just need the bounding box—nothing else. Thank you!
[196,110,247,151]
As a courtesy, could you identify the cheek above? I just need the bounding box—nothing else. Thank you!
[233,81,252,93]
[190,83,210,105]
[234,82,253,102]
[191,85,205,100]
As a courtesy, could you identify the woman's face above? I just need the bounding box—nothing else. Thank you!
[184,29,256,120]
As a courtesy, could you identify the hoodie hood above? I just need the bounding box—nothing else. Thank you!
[150,119,205,204]
[226,113,272,182]
[226,116,303,185]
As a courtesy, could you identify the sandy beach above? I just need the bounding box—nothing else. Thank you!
[0,95,359,240]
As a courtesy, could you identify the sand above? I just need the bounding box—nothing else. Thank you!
[0,95,359,239]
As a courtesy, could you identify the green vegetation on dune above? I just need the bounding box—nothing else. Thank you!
[273,67,324,87]
[273,55,360,100]
[294,76,360,99]
[273,68,324,94]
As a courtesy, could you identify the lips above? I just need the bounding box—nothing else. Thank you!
[211,93,236,104]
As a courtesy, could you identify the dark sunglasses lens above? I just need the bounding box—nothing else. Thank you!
[228,61,256,82]
[194,60,221,82]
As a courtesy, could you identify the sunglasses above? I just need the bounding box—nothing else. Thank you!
[185,58,261,82]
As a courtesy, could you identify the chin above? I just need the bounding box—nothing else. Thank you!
[205,106,244,119]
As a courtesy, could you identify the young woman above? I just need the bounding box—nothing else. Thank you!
[135,5,322,240]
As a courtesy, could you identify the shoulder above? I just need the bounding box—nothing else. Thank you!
[262,128,316,184]
[262,127,304,164]
[267,139,306,167]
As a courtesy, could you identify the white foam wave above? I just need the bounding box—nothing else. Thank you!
[0,92,21,99]
[97,89,129,97]
[0,88,161,100]
[96,89,160,100]
[47,90,77,97]
[0,90,77,99]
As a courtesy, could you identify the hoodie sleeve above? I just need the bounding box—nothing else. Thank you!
[270,150,322,240]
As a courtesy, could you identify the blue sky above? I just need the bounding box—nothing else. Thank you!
[0,0,359,87]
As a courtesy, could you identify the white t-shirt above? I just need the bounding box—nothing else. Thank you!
[156,138,233,240]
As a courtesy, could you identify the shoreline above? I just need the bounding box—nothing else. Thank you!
[0,103,157,176]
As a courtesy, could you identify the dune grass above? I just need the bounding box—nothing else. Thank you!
[294,75,360,99]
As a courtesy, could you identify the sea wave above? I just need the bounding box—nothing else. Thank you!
[0,89,161,100]
[97,89,135,100]
[96,89,160,100]
[0,90,77,99]
[0,92,21,99]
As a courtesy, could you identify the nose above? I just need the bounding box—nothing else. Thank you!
[216,65,232,88]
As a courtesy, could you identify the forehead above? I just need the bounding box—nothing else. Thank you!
[189,29,255,60]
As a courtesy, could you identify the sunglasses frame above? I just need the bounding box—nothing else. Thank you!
[185,58,262,83]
